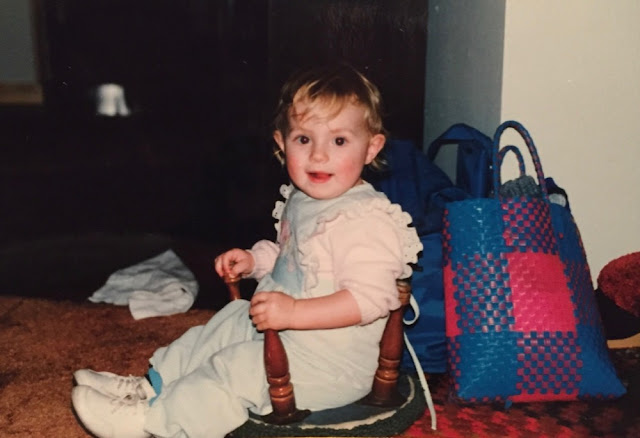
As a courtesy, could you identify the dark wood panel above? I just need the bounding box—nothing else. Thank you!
[267,0,428,142]
[2,1,427,247]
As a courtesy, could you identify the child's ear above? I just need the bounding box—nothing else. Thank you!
[365,134,386,164]
[273,130,285,152]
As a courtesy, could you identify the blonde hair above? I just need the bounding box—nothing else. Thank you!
[273,64,387,169]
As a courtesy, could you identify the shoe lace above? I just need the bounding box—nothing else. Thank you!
[109,393,149,415]
[134,383,150,400]
[115,375,147,399]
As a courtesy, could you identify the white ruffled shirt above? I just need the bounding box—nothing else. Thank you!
[248,182,422,325]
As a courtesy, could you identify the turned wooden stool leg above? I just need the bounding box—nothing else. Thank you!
[361,279,411,407]
[224,274,310,425]
[225,274,243,301]
[261,329,311,424]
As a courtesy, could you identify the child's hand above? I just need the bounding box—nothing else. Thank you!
[214,249,255,279]
[249,291,295,331]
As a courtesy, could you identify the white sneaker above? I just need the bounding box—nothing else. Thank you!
[72,385,150,438]
[74,369,156,400]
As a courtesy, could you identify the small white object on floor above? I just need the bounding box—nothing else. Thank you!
[89,249,198,319]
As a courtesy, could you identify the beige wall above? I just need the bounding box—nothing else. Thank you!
[501,0,640,281]
[425,0,640,282]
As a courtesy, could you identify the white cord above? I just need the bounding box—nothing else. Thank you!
[404,294,437,430]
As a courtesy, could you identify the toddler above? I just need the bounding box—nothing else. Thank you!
[72,63,423,438]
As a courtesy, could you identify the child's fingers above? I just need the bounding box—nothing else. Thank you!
[213,256,225,277]
[213,254,235,277]
[251,291,274,306]
[214,249,248,278]
[229,260,248,277]
[249,300,270,331]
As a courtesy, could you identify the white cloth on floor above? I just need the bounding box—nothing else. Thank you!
[88,249,198,320]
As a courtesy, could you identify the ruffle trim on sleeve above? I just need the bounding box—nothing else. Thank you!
[308,192,423,281]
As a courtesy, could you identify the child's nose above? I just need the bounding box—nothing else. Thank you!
[310,144,329,162]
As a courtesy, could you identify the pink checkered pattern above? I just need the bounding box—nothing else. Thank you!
[506,252,577,333]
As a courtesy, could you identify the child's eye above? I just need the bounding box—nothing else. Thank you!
[296,136,310,144]
[334,137,346,146]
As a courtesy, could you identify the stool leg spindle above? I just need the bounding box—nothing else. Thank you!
[224,274,310,425]
[361,279,411,407]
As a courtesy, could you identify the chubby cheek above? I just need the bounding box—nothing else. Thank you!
[285,154,302,179]
[337,155,365,179]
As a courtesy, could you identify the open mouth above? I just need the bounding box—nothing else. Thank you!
[307,171,332,183]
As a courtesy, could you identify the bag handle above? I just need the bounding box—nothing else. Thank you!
[496,144,526,184]
[426,123,491,161]
[492,121,548,200]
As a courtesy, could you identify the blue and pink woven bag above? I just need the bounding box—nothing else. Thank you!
[442,121,626,403]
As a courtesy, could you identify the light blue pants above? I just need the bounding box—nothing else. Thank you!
[145,300,267,438]
[143,300,377,438]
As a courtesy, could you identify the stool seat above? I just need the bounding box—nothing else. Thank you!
[224,276,428,436]
[232,374,425,437]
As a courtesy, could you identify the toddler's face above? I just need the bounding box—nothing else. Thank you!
[274,99,384,200]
